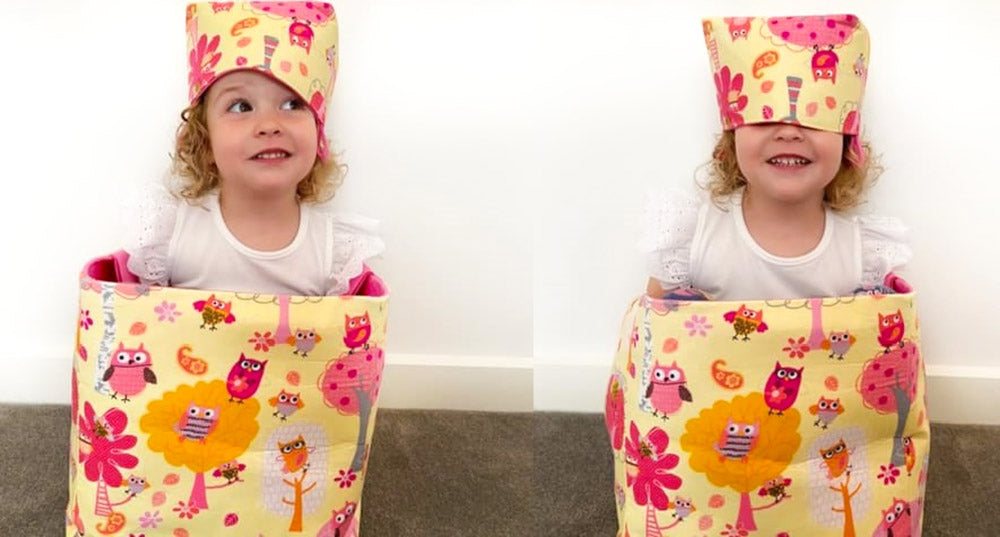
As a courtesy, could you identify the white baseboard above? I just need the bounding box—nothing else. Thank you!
[534,359,1000,425]
[4,353,998,423]
[378,354,533,412]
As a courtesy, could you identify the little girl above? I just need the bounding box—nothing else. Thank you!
[125,2,382,296]
[609,16,928,537]
[640,14,910,300]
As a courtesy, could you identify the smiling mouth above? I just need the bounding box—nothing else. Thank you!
[767,156,811,167]
[252,151,291,160]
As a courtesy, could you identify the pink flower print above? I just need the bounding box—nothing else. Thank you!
[188,34,222,100]
[624,421,682,509]
[684,315,713,337]
[139,510,162,528]
[248,331,277,352]
[878,464,900,485]
[173,500,200,519]
[714,65,748,129]
[720,523,749,537]
[767,387,788,404]
[77,402,138,487]
[335,468,357,488]
[782,337,810,358]
[128,534,146,537]
[80,309,93,330]
[154,301,181,323]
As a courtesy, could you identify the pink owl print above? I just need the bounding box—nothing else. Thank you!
[763,361,803,415]
[226,353,268,403]
[877,309,906,353]
[288,21,315,53]
[103,342,157,402]
[811,48,840,83]
[343,312,372,352]
[725,17,752,41]
[317,501,358,537]
[873,498,915,537]
[645,361,692,418]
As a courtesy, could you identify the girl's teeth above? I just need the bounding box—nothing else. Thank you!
[769,157,809,166]
[255,152,288,160]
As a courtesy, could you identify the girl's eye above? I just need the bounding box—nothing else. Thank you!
[226,100,252,113]
[280,99,306,111]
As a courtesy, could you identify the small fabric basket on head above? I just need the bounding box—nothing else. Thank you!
[702,14,870,160]
[186,2,339,160]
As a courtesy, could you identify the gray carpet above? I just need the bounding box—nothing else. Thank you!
[1,405,997,536]
[533,413,1000,537]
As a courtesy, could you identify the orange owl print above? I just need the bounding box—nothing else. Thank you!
[723,304,769,341]
[193,294,236,330]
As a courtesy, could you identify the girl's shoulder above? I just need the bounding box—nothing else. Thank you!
[637,187,708,287]
[121,183,188,285]
[851,213,913,286]
[308,206,386,295]
[637,187,706,249]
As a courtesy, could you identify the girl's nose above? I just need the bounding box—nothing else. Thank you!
[255,113,282,136]
[773,123,804,141]
[256,122,281,136]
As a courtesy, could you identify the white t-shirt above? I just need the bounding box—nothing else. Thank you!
[638,188,911,300]
[123,188,384,296]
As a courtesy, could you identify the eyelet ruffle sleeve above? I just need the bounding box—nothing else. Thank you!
[325,213,386,296]
[857,215,913,287]
[122,186,180,286]
[636,188,701,288]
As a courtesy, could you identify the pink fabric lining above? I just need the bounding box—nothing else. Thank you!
[883,271,912,294]
[83,250,387,297]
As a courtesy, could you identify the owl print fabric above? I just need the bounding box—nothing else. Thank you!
[68,257,387,536]
[605,292,929,536]
[703,15,869,136]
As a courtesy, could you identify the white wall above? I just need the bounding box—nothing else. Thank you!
[2,1,998,422]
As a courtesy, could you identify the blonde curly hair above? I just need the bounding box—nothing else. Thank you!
[705,130,881,211]
[171,100,344,203]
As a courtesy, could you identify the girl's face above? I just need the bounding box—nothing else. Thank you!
[734,123,843,206]
[204,70,318,198]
